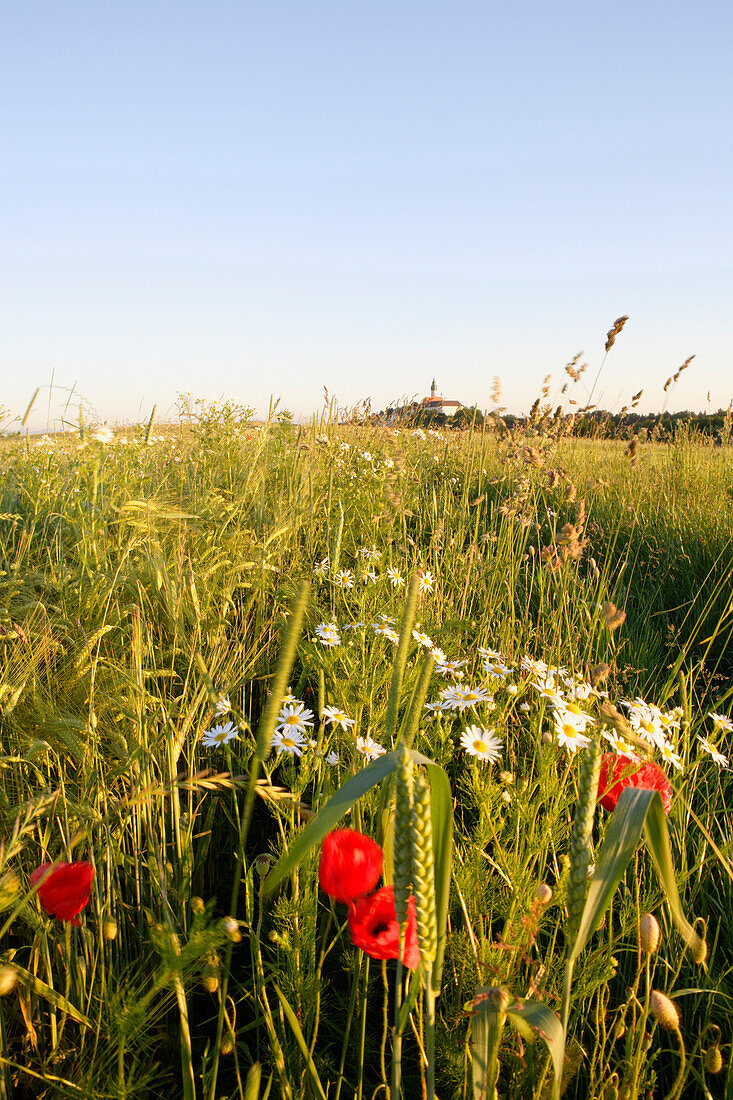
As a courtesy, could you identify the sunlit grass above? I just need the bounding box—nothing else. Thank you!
[0,404,731,1097]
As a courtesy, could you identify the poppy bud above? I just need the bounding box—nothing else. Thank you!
[705,1043,724,1074]
[650,991,680,1031]
[0,967,17,996]
[103,918,118,941]
[533,884,553,906]
[220,916,241,943]
[639,914,660,954]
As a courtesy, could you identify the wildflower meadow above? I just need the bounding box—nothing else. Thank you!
[0,376,732,1099]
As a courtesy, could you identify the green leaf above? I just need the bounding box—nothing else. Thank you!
[426,760,453,988]
[643,787,707,961]
[507,999,564,1081]
[273,985,328,1100]
[568,786,652,964]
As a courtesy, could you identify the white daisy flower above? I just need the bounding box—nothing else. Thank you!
[483,660,513,680]
[659,741,683,771]
[602,731,638,756]
[430,647,447,664]
[355,736,387,762]
[272,728,306,757]
[709,712,733,733]
[322,705,355,730]
[93,425,114,444]
[325,750,339,766]
[697,735,728,767]
[201,721,239,748]
[418,570,436,594]
[358,547,380,560]
[386,566,405,589]
[521,655,548,677]
[424,700,446,714]
[459,726,503,763]
[479,647,504,662]
[215,693,232,716]
[441,685,494,712]
[334,569,354,589]
[553,722,591,753]
[314,622,341,647]
[276,704,315,736]
[313,557,330,577]
[360,569,378,585]
[281,689,299,704]
[552,702,594,733]
[435,658,467,677]
[412,630,433,648]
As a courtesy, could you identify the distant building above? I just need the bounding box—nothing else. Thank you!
[420,379,462,417]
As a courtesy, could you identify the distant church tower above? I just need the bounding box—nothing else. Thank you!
[420,378,463,417]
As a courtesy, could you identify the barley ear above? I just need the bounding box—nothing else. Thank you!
[566,733,602,948]
[411,767,438,969]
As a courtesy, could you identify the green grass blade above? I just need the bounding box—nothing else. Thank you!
[643,789,707,960]
[12,963,93,1028]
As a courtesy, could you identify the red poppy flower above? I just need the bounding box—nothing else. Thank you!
[30,861,95,925]
[318,829,383,904]
[597,754,672,816]
[348,886,420,969]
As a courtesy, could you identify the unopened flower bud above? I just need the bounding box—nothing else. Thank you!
[102,918,118,941]
[191,896,205,916]
[202,961,220,993]
[639,914,660,954]
[0,966,17,996]
[704,1043,724,1074]
[253,854,272,878]
[220,915,241,942]
[220,1034,235,1055]
[691,936,708,964]
[533,884,553,906]
[650,991,680,1031]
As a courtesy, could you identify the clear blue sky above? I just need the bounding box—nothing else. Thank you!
[2,0,732,429]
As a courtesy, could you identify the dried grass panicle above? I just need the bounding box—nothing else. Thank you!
[394,740,415,926]
[605,315,629,352]
[566,733,602,946]
[603,601,626,632]
[410,767,438,967]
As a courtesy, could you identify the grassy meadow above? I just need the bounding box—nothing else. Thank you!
[0,400,732,1099]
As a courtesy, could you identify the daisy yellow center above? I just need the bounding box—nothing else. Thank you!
[464,692,479,701]
[641,720,655,735]
[282,736,296,748]
[562,725,578,739]
[473,739,488,753]
[214,730,229,742]
[285,715,301,726]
